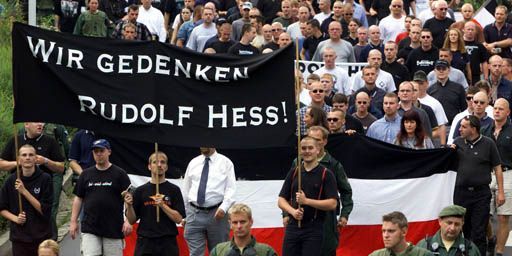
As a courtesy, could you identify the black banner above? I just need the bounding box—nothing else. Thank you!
[103,133,457,180]
[12,23,296,148]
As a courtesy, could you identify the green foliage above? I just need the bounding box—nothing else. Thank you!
[0,0,22,232]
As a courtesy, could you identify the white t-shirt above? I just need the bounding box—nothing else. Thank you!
[137,6,167,42]
[379,15,406,43]
[447,106,494,144]
[313,66,351,95]
[418,94,449,126]
[186,23,218,52]
[314,12,331,25]
[350,69,396,93]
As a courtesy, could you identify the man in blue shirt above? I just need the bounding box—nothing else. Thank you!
[367,92,402,143]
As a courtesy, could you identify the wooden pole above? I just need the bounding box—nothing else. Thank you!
[155,143,160,223]
[295,38,302,228]
[13,124,22,213]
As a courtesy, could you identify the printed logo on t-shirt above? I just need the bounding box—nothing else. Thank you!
[61,0,79,18]
[88,181,113,187]
[34,187,40,194]
[416,60,434,67]
[465,45,478,55]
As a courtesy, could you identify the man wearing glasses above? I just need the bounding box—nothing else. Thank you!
[451,91,494,140]
[427,60,467,124]
[423,0,454,49]
[378,0,406,43]
[451,115,504,256]
[351,91,378,133]
[298,81,332,135]
[405,29,439,74]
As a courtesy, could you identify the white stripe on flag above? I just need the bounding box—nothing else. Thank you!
[129,171,456,228]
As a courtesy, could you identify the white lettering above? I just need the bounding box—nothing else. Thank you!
[195,65,211,81]
[215,67,230,82]
[67,49,84,69]
[266,106,279,125]
[122,104,138,123]
[140,104,157,123]
[100,102,116,120]
[178,106,193,126]
[138,55,152,73]
[159,105,173,125]
[26,36,55,62]
[208,105,227,128]
[233,67,249,80]
[78,95,97,115]
[232,107,247,127]
[174,59,191,78]
[249,107,263,126]
[118,55,133,74]
[98,54,114,73]
[155,55,170,75]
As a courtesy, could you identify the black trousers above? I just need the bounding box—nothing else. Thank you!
[134,235,179,256]
[12,241,40,256]
[454,185,491,256]
[282,219,324,256]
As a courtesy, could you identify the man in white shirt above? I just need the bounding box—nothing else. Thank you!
[287,6,309,40]
[313,47,351,95]
[313,0,331,24]
[186,7,218,52]
[182,147,236,256]
[137,0,167,42]
[379,0,406,43]
[351,49,396,93]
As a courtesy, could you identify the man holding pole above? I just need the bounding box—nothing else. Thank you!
[0,144,53,255]
[69,139,132,256]
[124,151,186,256]
[278,136,338,256]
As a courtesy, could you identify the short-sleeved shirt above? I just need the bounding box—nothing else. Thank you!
[68,129,96,170]
[483,122,512,170]
[1,134,65,174]
[453,135,501,187]
[133,181,185,238]
[74,164,131,238]
[228,43,260,56]
[484,22,512,58]
[423,17,454,49]
[278,164,338,225]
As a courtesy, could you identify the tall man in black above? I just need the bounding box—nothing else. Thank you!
[0,122,65,241]
[0,144,53,256]
[125,151,185,256]
[278,136,338,256]
[452,115,505,256]
[69,139,132,256]
[406,29,439,75]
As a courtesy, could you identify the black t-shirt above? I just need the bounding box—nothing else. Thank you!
[133,181,186,238]
[1,134,65,174]
[454,135,501,187]
[423,17,455,49]
[405,46,439,75]
[381,60,410,88]
[208,40,236,54]
[279,164,338,225]
[427,80,467,124]
[0,168,53,243]
[53,0,85,33]
[464,40,489,82]
[75,164,131,238]
[228,43,261,56]
[303,34,328,60]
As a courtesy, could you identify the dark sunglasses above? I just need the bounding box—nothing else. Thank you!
[312,89,324,93]
[473,100,486,105]
[357,101,367,104]
[466,96,473,101]
[327,118,339,122]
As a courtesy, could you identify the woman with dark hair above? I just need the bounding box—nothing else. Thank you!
[170,6,193,45]
[394,110,435,149]
[303,106,329,135]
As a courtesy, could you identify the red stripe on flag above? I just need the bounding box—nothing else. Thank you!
[124,220,438,256]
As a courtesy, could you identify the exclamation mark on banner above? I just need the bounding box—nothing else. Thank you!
[282,101,288,123]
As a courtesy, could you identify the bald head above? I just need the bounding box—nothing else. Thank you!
[368,49,382,68]
[494,98,510,122]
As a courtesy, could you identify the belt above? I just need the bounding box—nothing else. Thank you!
[457,185,488,191]
[190,202,222,211]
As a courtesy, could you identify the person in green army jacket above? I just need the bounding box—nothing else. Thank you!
[417,205,480,256]
[369,211,433,256]
[282,125,354,256]
[210,203,277,256]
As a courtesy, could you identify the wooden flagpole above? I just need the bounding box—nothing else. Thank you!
[295,38,302,228]
[13,125,23,213]
[155,143,160,223]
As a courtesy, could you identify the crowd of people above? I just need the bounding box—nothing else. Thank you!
[3,0,512,255]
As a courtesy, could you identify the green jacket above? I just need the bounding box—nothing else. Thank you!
[416,230,480,256]
[210,236,277,256]
[73,10,110,37]
[369,243,434,256]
